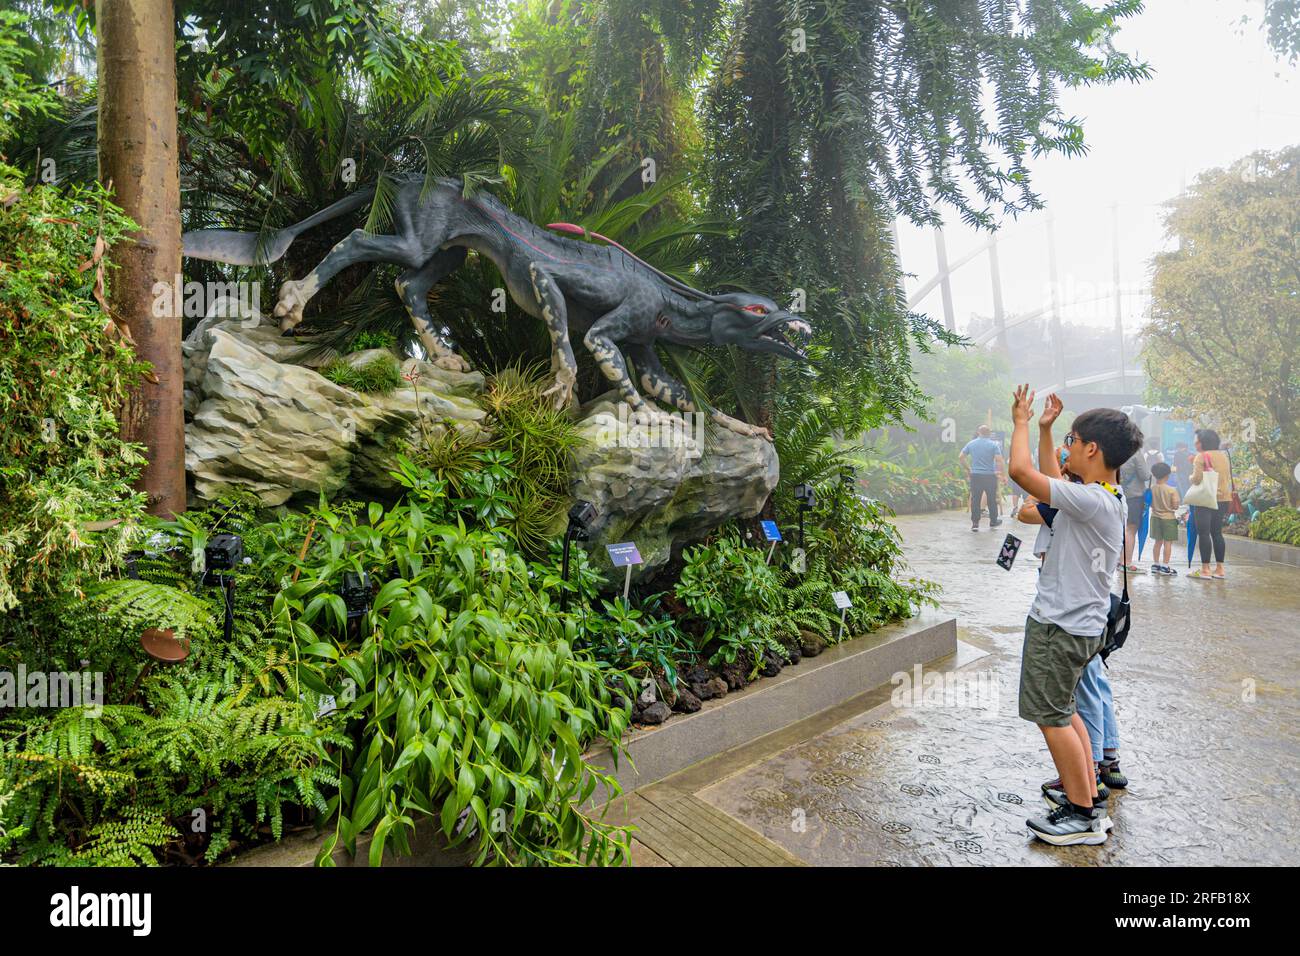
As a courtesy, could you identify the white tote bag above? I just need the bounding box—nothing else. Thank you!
[1184,453,1220,508]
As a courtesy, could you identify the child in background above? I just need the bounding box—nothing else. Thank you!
[1149,462,1181,576]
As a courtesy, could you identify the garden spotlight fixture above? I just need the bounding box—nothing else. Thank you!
[560,501,598,613]
[794,483,815,549]
[140,627,190,663]
[339,571,372,638]
[202,533,244,643]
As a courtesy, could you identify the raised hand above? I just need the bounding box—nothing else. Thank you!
[1011,384,1036,425]
[1040,392,1064,428]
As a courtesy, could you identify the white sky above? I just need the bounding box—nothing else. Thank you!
[896,0,1300,341]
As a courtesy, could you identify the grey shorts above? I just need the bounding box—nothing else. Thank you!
[1018,615,1104,727]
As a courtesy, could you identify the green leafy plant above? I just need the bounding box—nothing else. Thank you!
[320,354,403,394]
[1249,506,1300,547]
[266,465,632,866]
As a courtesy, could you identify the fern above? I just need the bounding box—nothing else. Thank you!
[85,578,214,641]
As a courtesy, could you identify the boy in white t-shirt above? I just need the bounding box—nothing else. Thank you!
[1007,388,1143,846]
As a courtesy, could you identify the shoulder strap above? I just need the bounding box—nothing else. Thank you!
[1099,482,1128,598]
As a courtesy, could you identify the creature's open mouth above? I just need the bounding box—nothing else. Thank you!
[758,318,812,358]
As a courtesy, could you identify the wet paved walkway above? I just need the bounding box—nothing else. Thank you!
[683,510,1300,866]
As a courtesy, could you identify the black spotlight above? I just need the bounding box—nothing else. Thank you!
[202,533,243,642]
[340,571,372,638]
[560,501,598,613]
[793,483,816,549]
[201,533,244,585]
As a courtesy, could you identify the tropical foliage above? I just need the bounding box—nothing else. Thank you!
[1249,506,1300,547]
[1145,146,1300,505]
[0,1,1156,867]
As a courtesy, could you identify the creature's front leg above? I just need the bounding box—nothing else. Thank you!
[583,308,674,428]
[628,344,772,442]
[274,229,419,332]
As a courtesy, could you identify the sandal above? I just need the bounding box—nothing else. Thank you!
[1188,569,1213,580]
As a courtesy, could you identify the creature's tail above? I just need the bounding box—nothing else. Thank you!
[182,186,377,266]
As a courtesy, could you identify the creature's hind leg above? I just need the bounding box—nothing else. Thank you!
[524,263,579,411]
[396,247,470,372]
[274,229,425,332]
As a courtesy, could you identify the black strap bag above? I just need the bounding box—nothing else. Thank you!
[1100,486,1131,662]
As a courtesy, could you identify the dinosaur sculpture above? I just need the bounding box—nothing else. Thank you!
[182,176,811,440]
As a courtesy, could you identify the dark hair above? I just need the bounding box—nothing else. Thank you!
[1196,428,1221,451]
[1072,408,1144,470]
[1151,462,1171,480]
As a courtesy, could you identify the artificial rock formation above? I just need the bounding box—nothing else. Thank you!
[182,322,778,563]
[183,319,486,506]
[569,394,779,576]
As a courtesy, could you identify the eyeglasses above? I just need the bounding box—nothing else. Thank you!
[1064,434,1077,446]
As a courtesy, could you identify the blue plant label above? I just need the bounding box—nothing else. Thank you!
[606,542,643,567]
[760,520,782,542]
[832,590,852,609]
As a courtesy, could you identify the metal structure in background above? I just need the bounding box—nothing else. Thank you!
[900,215,1150,404]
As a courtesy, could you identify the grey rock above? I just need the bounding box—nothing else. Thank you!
[183,319,487,506]
[672,687,702,713]
[569,393,779,578]
[702,677,729,700]
[637,701,672,725]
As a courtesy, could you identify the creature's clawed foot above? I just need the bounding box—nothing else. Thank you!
[434,353,472,373]
[541,367,578,411]
[712,410,772,442]
[629,405,681,431]
[274,279,309,332]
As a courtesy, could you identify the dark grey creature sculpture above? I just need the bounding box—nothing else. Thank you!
[182,177,810,439]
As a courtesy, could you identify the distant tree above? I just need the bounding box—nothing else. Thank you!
[1145,146,1300,505]
[699,0,1152,434]
[1263,0,1300,63]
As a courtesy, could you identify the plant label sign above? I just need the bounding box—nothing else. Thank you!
[760,520,782,563]
[606,542,642,567]
[606,542,642,601]
[832,590,852,640]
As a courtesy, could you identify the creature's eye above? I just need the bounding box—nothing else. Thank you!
[742,304,767,315]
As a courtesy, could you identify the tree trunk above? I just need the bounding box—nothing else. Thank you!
[97,0,185,517]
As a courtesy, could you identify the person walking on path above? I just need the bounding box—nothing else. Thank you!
[1118,444,1151,573]
[1187,428,1233,580]
[960,425,1005,532]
